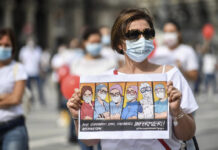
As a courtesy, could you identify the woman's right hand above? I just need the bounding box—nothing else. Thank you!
[67,88,82,119]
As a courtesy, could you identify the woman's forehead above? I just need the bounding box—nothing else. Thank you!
[128,19,150,31]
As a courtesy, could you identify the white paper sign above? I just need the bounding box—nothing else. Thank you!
[78,74,170,139]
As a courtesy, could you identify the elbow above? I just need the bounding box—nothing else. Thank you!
[188,71,198,81]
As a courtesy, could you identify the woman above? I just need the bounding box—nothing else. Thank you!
[0,28,29,150]
[94,84,109,120]
[149,20,199,82]
[70,27,117,150]
[67,9,198,150]
[121,85,140,120]
[81,86,94,120]
[109,84,123,120]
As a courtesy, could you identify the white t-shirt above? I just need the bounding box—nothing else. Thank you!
[70,56,117,76]
[19,45,42,76]
[51,49,84,70]
[0,61,27,122]
[100,67,198,150]
[149,44,199,71]
[202,54,217,74]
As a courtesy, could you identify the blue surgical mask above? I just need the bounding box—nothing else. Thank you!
[85,43,102,57]
[101,35,110,45]
[125,37,154,62]
[0,46,12,61]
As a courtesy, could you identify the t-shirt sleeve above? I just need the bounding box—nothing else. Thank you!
[14,63,28,81]
[185,47,199,71]
[167,67,199,114]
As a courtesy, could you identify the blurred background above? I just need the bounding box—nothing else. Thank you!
[0,0,218,150]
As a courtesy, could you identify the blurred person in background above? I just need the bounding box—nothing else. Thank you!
[51,41,84,143]
[100,26,124,68]
[149,20,199,84]
[201,42,218,94]
[70,27,117,150]
[0,28,29,150]
[40,48,51,83]
[150,20,199,150]
[19,37,46,106]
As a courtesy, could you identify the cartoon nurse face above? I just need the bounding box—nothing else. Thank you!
[110,88,121,103]
[83,90,93,103]
[155,84,166,99]
[97,87,107,100]
[140,83,152,99]
[126,87,137,102]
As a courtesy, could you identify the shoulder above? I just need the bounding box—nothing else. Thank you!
[178,44,196,53]
[165,65,175,72]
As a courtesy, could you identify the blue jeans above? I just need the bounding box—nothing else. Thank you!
[0,125,29,150]
[27,75,46,105]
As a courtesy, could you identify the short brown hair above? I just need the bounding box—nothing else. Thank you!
[0,28,17,58]
[111,8,154,54]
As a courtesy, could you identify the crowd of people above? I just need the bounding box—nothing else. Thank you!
[0,7,217,150]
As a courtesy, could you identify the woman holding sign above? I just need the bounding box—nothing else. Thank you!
[67,8,198,150]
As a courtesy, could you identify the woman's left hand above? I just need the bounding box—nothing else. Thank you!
[167,81,182,117]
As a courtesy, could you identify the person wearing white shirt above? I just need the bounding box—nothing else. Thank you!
[149,20,199,82]
[67,9,198,150]
[70,27,117,150]
[0,28,28,150]
[19,38,45,105]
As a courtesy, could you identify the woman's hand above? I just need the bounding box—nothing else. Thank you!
[67,88,82,119]
[167,81,182,117]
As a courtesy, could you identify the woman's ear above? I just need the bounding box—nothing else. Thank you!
[118,42,126,53]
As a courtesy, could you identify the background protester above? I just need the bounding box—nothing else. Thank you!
[149,20,199,84]
[67,8,198,150]
[69,27,117,150]
[100,26,125,68]
[0,28,29,150]
[19,37,46,105]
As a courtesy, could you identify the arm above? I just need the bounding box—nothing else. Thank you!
[0,80,26,108]
[167,81,196,140]
[67,89,100,146]
[173,112,196,140]
[180,69,198,81]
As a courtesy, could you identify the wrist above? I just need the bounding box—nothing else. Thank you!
[172,108,185,126]
[171,107,182,117]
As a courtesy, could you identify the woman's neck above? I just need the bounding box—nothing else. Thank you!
[0,59,11,68]
[85,54,101,60]
[168,43,180,50]
[118,55,159,74]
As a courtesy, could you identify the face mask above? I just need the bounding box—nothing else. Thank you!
[156,92,165,99]
[98,93,107,100]
[83,95,92,103]
[163,32,178,47]
[0,46,12,61]
[126,94,136,102]
[101,35,110,45]
[142,92,152,99]
[111,95,121,103]
[86,43,102,57]
[125,37,154,63]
